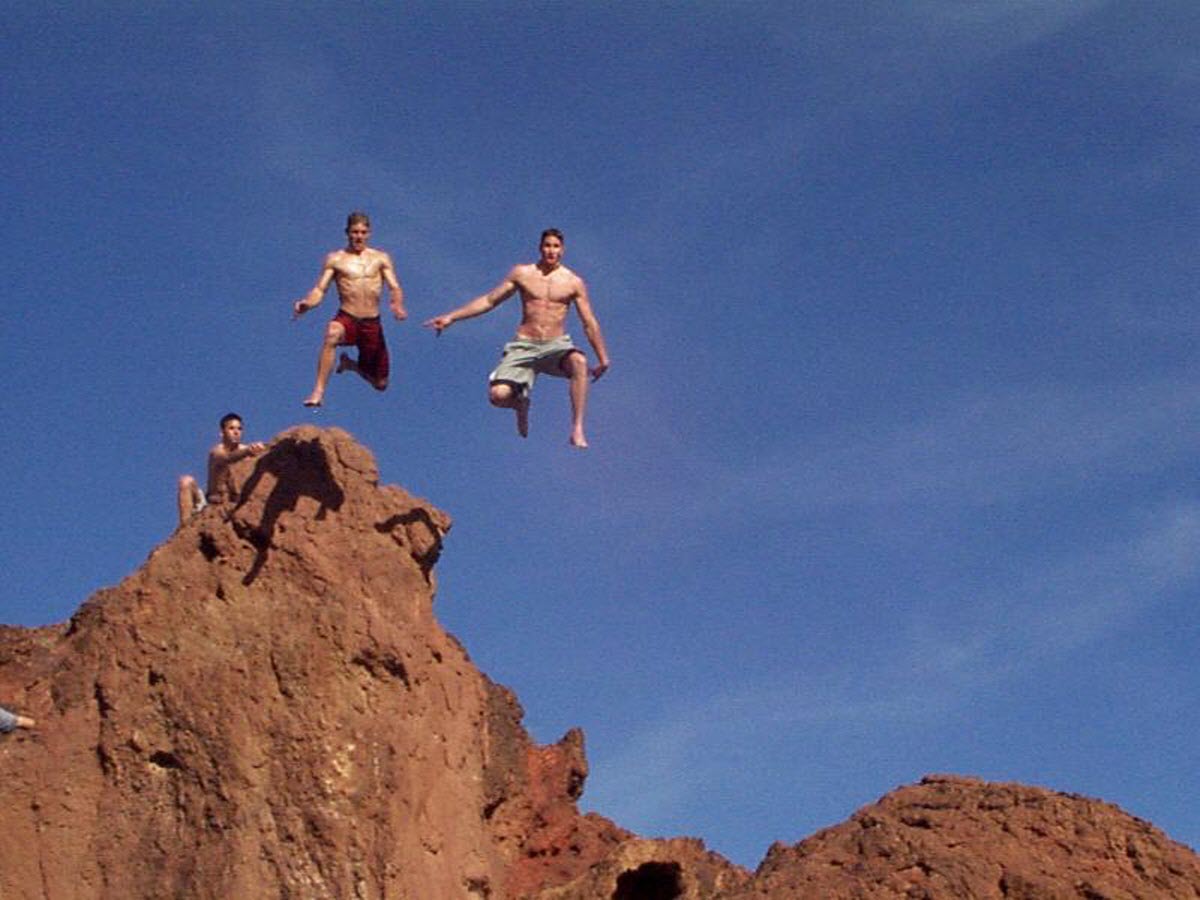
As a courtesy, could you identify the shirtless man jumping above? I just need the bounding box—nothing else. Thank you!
[293,211,407,407]
[424,228,610,448]
[177,413,267,526]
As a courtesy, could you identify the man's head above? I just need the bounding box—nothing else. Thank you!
[219,413,244,445]
[539,228,564,267]
[346,211,371,252]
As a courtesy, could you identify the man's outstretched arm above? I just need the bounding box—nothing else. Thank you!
[424,270,519,334]
[574,281,610,380]
[210,441,268,467]
[293,255,337,318]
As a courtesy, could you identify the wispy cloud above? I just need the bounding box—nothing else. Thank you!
[908,0,1109,51]
[908,498,1200,677]
[695,376,1200,520]
[585,659,950,831]
[584,372,1200,831]
[588,497,1200,832]
[569,374,1200,562]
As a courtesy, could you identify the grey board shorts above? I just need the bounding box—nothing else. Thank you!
[488,335,582,399]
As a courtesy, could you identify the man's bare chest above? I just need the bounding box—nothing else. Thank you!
[334,253,384,281]
[515,270,574,304]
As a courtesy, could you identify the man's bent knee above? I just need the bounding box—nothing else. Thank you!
[323,323,346,346]
[489,383,516,407]
[561,350,588,376]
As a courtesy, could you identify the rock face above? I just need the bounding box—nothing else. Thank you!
[0,426,1197,899]
[721,775,1200,900]
[0,427,639,900]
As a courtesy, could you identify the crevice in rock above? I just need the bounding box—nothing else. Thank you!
[198,532,220,562]
[611,861,684,900]
[352,649,411,687]
[149,750,184,771]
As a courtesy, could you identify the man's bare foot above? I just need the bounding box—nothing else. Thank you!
[569,428,589,449]
[515,397,530,438]
[336,352,356,375]
[302,393,323,408]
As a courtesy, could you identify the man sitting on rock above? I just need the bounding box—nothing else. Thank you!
[0,706,34,734]
[177,413,267,526]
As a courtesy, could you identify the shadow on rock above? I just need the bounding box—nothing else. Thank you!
[375,508,446,581]
[231,436,346,585]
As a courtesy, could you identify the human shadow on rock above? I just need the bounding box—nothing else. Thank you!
[231,437,345,586]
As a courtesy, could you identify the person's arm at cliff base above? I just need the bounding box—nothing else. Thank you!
[0,706,35,733]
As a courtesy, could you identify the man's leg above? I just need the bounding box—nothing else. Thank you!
[562,351,590,448]
[177,475,202,526]
[336,353,388,390]
[342,323,389,391]
[489,382,530,438]
[304,321,347,406]
[337,353,357,375]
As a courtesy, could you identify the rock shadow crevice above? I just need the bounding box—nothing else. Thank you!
[375,508,446,580]
[612,861,684,900]
[231,437,346,585]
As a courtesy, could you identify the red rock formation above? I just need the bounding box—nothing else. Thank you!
[1,427,1198,899]
[0,427,649,899]
[720,774,1200,899]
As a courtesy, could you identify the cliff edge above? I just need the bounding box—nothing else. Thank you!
[0,426,1196,899]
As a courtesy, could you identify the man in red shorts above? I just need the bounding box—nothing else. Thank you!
[293,211,407,407]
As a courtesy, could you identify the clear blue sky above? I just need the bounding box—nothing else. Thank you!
[4,1,1198,868]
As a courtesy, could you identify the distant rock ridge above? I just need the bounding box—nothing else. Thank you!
[0,426,1195,899]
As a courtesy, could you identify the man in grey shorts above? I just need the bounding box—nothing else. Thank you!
[424,229,610,448]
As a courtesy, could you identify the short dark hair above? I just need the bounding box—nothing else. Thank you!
[540,228,564,243]
[346,211,371,231]
[219,413,243,429]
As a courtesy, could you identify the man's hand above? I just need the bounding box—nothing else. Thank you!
[424,314,453,335]
[591,361,610,382]
[292,300,310,320]
[391,303,408,322]
[248,442,267,454]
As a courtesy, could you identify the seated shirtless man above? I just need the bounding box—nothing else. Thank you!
[293,211,407,407]
[424,228,610,448]
[177,413,267,526]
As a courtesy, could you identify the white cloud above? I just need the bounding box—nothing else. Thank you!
[715,376,1200,517]
[587,495,1200,832]
[909,0,1108,46]
[569,374,1200,563]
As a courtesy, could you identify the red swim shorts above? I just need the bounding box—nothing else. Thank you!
[334,311,389,386]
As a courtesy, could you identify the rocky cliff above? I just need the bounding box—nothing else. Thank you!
[0,427,1196,899]
[722,774,1200,900]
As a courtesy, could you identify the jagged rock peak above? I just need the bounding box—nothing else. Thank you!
[0,426,650,899]
[3,427,1199,898]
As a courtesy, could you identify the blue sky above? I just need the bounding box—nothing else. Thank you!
[4,0,1199,867]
